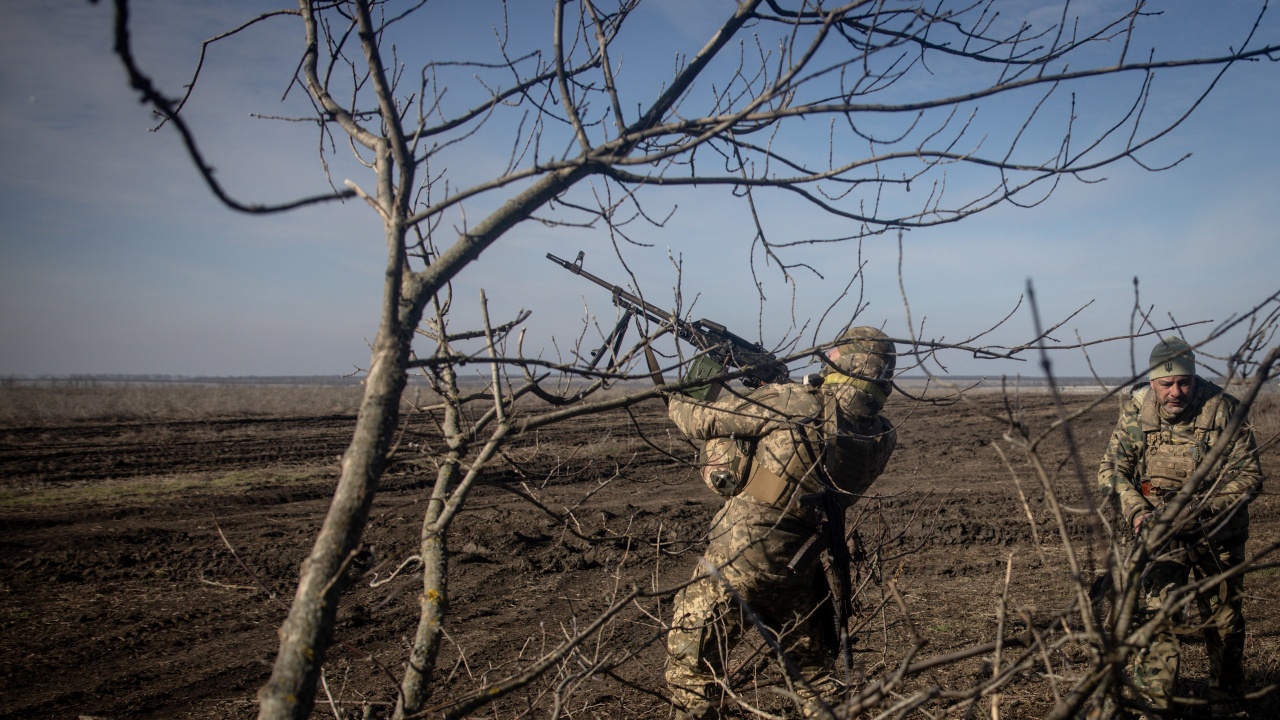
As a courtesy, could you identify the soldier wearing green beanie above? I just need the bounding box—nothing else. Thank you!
[1097,337,1264,718]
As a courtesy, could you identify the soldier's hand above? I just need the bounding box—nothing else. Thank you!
[1132,512,1151,535]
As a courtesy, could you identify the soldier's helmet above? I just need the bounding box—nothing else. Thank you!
[824,326,896,393]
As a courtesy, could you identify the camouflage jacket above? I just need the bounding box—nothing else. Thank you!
[1097,377,1263,538]
[669,380,896,516]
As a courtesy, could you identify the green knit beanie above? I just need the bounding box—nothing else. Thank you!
[1149,337,1195,380]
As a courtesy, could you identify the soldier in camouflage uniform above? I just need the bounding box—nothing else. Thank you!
[1098,337,1263,717]
[664,327,898,720]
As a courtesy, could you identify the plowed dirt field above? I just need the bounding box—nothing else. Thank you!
[2,389,1277,719]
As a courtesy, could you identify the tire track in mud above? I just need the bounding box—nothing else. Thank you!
[868,392,1115,552]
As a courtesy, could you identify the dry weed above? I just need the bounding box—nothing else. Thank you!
[0,383,365,425]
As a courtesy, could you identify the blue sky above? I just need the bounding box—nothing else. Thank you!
[2,1,1277,381]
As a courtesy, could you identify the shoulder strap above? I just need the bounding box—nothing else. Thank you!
[1194,379,1224,431]
[740,385,828,507]
[1136,384,1160,432]
[821,388,838,482]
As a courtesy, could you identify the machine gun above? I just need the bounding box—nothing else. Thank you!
[546,251,788,389]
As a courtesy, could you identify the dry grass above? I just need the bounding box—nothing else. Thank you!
[0,376,672,428]
[1249,391,1280,444]
[4,379,1269,429]
[0,383,365,426]
[0,467,332,512]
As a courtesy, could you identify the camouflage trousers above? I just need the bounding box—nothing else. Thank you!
[1134,533,1247,710]
[666,495,841,719]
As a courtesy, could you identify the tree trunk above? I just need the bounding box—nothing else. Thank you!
[257,328,410,719]
[393,456,458,718]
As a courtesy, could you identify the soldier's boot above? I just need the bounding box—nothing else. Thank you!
[673,704,716,720]
[798,697,836,720]
[794,667,843,720]
[669,683,718,720]
[1091,691,1140,720]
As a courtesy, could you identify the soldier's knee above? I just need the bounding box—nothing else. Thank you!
[667,624,707,671]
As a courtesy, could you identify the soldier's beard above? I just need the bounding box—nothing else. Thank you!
[1157,396,1192,420]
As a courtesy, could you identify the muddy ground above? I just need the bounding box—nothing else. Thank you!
[2,389,1278,719]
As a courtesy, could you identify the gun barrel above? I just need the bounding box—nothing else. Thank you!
[547,252,618,292]
[547,250,787,386]
[545,252,581,273]
[546,252,674,325]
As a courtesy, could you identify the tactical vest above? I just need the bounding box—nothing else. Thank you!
[1136,384,1218,499]
[1142,427,1210,497]
[736,382,895,511]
